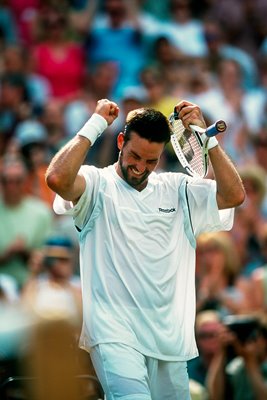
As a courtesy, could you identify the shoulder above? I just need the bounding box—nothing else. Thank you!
[80,164,114,183]
[150,171,188,186]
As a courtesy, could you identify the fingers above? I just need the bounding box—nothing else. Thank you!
[96,99,120,124]
[174,100,206,129]
[175,100,200,119]
[109,103,120,118]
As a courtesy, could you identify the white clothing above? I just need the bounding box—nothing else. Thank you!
[54,164,234,361]
[165,20,208,57]
[33,277,79,321]
[90,342,190,400]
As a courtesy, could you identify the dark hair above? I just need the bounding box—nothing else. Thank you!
[123,108,171,144]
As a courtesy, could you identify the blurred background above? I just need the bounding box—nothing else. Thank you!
[1,1,267,399]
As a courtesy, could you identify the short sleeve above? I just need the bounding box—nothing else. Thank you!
[53,165,101,230]
[186,178,234,237]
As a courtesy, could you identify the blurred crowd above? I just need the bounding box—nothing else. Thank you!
[1,0,267,399]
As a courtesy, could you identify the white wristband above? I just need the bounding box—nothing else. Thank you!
[207,136,218,150]
[77,113,108,146]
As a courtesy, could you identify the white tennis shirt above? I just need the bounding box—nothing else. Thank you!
[54,164,234,361]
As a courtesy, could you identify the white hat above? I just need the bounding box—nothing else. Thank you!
[15,120,47,147]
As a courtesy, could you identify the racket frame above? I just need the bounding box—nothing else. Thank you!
[169,111,226,177]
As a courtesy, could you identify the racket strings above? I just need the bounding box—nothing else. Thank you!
[172,120,205,176]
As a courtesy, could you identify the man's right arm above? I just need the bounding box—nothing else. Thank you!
[45,99,119,203]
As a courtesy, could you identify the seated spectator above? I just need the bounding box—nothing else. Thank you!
[2,45,52,111]
[9,0,41,46]
[207,313,267,400]
[40,99,67,158]
[31,8,86,102]
[187,58,253,167]
[248,125,267,222]
[150,35,191,99]
[233,164,267,277]
[188,310,222,388]
[0,73,30,156]
[196,231,251,316]
[0,2,18,46]
[72,0,149,100]
[140,65,180,170]
[21,236,82,325]
[248,225,267,312]
[203,18,258,91]
[241,56,267,135]
[0,157,54,289]
[14,119,55,206]
[164,0,208,58]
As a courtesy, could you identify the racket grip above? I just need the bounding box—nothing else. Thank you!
[206,120,227,137]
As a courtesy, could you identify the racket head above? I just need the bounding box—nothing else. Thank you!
[169,112,209,178]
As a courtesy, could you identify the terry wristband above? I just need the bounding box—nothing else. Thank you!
[207,136,218,150]
[77,113,108,146]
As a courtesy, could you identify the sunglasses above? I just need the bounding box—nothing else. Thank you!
[1,176,25,185]
[197,331,218,339]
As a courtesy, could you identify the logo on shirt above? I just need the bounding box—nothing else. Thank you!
[158,207,176,213]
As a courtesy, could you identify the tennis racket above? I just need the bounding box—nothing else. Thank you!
[169,108,226,177]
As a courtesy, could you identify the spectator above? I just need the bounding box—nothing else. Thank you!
[164,0,208,58]
[14,118,55,206]
[207,313,267,400]
[232,164,267,277]
[82,61,119,114]
[0,1,18,48]
[0,73,30,156]
[248,225,267,312]
[32,8,86,102]
[40,99,67,158]
[2,44,52,110]
[203,17,258,91]
[73,0,149,100]
[196,231,251,316]
[0,157,54,289]
[9,0,41,46]
[21,236,82,325]
[242,55,267,135]
[186,57,253,167]
[249,127,267,217]
[188,310,222,390]
[150,35,191,99]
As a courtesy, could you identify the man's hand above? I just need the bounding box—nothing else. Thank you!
[174,100,207,130]
[95,99,119,126]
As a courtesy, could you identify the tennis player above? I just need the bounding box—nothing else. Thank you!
[46,99,245,399]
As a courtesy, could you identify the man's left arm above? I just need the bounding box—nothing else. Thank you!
[208,146,245,210]
[175,99,245,210]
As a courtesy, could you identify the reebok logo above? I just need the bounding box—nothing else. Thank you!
[158,207,176,213]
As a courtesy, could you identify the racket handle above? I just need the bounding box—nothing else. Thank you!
[206,120,227,137]
[173,108,179,120]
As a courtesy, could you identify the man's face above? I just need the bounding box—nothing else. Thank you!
[0,163,27,206]
[117,132,165,191]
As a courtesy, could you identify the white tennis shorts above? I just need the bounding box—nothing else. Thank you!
[90,342,191,400]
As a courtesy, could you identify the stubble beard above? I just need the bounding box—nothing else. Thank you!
[118,150,149,190]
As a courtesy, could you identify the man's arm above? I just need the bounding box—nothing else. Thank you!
[208,146,245,209]
[45,99,119,202]
[175,100,245,210]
